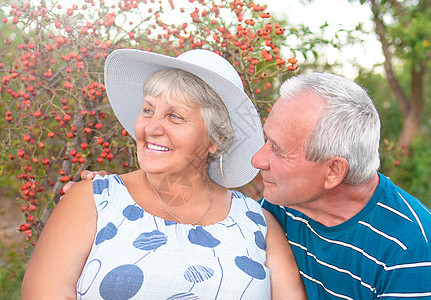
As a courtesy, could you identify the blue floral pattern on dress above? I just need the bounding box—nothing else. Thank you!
[95,222,117,246]
[184,265,215,283]
[76,174,271,299]
[99,264,144,299]
[188,226,221,248]
[166,292,199,300]
[93,178,110,195]
[254,231,267,251]
[122,205,144,221]
[133,230,168,251]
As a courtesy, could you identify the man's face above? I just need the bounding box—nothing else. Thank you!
[251,93,329,209]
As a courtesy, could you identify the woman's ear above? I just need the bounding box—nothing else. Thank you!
[209,143,218,155]
[209,136,224,155]
[324,157,349,190]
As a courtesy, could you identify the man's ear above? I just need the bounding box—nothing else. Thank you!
[324,157,349,190]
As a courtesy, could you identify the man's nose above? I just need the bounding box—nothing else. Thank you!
[251,142,270,170]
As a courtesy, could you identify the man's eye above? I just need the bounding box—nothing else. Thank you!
[270,142,283,155]
[143,108,152,114]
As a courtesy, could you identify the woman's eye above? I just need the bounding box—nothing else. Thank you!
[170,113,183,120]
[143,108,152,114]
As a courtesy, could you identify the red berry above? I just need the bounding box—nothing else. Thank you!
[288,57,297,65]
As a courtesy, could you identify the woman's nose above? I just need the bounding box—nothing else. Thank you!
[144,115,165,136]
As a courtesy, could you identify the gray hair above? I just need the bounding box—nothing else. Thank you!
[142,68,235,163]
[279,73,380,185]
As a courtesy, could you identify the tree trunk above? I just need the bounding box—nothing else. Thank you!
[397,64,426,147]
[370,0,426,149]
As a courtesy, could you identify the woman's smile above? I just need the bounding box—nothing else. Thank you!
[146,142,172,152]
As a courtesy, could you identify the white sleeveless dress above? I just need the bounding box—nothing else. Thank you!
[76,174,271,299]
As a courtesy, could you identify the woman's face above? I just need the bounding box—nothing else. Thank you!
[134,95,217,178]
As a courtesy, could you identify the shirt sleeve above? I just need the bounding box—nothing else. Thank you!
[375,242,431,298]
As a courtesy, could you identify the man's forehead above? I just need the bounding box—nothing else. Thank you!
[262,111,278,140]
[263,96,320,141]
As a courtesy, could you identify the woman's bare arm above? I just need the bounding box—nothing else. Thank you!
[263,209,308,300]
[22,180,97,299]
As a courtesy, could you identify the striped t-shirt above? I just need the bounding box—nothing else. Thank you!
[261,172,431,299]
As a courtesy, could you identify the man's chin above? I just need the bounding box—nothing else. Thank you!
[262,189,275,203]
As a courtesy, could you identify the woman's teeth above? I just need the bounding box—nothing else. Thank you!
[147,143,171,151]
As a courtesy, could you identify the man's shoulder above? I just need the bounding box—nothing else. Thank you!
[377,173,431,225]
[259,198,280,210]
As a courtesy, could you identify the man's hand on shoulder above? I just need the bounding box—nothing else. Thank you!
[62,170,109,195]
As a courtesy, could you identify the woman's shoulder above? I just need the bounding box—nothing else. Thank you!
[91,171,137,194]
[64,179,93,202]
[231,190,262,210]
[117,169,142,185]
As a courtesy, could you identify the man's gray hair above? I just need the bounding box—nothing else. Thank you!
[143,68,235,163]
[280,73,380,185]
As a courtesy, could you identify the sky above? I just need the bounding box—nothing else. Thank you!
[263,0,385,78]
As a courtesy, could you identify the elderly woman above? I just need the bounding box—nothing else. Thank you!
[22,49,306,299]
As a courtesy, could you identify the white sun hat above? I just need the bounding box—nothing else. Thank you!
[104,48,264,188]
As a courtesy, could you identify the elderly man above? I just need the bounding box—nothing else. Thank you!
[252,72,431,299]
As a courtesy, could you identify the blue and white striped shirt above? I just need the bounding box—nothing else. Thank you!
[261,173,431,299]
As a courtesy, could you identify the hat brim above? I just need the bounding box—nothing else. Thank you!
[104,49,264,188]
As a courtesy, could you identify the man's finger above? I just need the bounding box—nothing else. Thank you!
[80,170,109,180]
[62,181,77,195]
[80,170,93,180]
